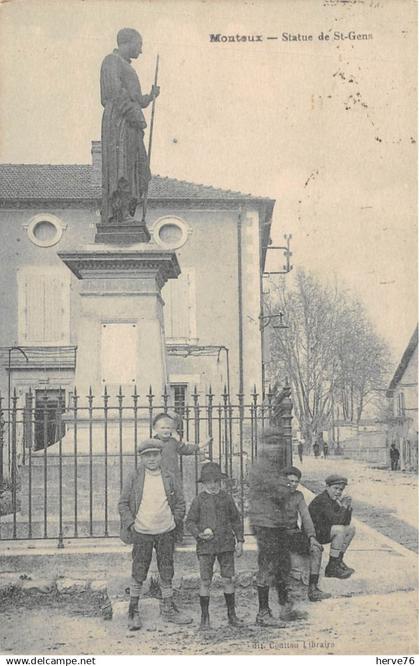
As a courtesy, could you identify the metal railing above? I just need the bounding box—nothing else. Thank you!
[0,383,293,545]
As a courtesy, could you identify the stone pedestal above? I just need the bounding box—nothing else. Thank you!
[94,221,151,245]
[58,245,180,398]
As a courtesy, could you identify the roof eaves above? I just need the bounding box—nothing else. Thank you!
[388,325,419,393]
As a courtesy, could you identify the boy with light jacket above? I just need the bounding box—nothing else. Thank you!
[118,438,192,630]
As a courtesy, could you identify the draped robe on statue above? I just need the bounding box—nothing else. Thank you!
[100,50,152,224]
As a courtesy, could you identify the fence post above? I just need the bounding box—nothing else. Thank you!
[147,386,154,437]
[206,385,214,461]
[280,380,293,467]
[269,381,293,469]
[11,388,18,539]
[192,386,200,496]
[57,389,65,549]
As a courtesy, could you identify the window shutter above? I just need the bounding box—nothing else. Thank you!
[22,272,45,343]
[163,268,196,340]
[18,267,70,345]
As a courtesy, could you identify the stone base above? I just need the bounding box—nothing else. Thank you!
[94,221,151,245]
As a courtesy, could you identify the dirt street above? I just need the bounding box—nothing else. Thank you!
[0,584,418,655]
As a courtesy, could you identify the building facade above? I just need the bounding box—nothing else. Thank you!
[0,142,275,419]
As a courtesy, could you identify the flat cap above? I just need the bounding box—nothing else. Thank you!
[282,466,302,479]
[137,439,163,455]
[325,474,348,487]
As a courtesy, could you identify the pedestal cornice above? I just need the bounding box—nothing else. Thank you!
[58,246,180,287]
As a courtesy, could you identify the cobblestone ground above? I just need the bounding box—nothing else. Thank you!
[299,455,418,552]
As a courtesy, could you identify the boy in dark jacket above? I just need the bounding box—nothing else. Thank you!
[186,462,245,630]
[118,438,192,630]
[249,428,308,625]
[308,474,356,579]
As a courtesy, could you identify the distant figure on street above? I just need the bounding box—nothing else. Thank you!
[297,439,304,463]
[322,439,329,459]
[313,440,320,458]
[390,442,400,471]
[308,474,356,580]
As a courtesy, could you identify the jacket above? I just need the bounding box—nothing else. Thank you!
[186,490,244,554]
[308,490,352,544]
[155,435,199,480]
[284,490,316,538]
[248,454,292,528]
[118,465,186,544]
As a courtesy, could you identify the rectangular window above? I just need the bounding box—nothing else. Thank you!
[163,268,197,341]
[33,389,66,451]
[18,266,70,345]
[170,383,188,415]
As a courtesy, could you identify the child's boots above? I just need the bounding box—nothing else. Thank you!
[224,593,245,627]
[128,598,142,631]
[199,595,211,631]
[161,597,192,625]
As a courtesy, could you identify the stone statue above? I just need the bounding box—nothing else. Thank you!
[100,28,160,225]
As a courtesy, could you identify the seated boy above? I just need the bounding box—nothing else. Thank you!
[186,462,245,630]
[282,466,331,602]
[308,474,356,579]
[118,438,192,630]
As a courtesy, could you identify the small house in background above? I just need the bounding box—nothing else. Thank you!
[386,326,418,472]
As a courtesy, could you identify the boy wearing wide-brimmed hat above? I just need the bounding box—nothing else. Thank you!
[118,438,192,630]
[186,462,245,630]
[308,474,356,579]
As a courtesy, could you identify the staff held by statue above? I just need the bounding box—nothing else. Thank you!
[142,54,160,224]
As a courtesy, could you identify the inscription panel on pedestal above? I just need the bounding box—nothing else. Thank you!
[101,322,137,385]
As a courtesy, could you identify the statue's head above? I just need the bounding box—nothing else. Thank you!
[117,28,142,59]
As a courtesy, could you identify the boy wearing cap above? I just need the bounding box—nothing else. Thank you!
[118,439,192,630]
[282,466,331,602]
[308,474,356,579]
[186,462,245,630]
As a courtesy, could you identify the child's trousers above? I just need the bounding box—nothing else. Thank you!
[131,528,175,594]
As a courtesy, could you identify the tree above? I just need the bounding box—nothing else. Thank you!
[268,270,390,446]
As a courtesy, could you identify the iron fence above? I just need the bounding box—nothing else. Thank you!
[0,384,292,545]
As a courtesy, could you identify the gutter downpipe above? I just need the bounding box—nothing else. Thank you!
[237,208,244,397]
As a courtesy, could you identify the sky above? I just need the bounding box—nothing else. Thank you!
[0,0,417,368]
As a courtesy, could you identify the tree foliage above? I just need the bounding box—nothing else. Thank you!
[268,270,390,445]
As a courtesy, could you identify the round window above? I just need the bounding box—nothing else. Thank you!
[26,214,65,247]
[153,216,190,249]
[33,221,57,243]
[158,223,183,245]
